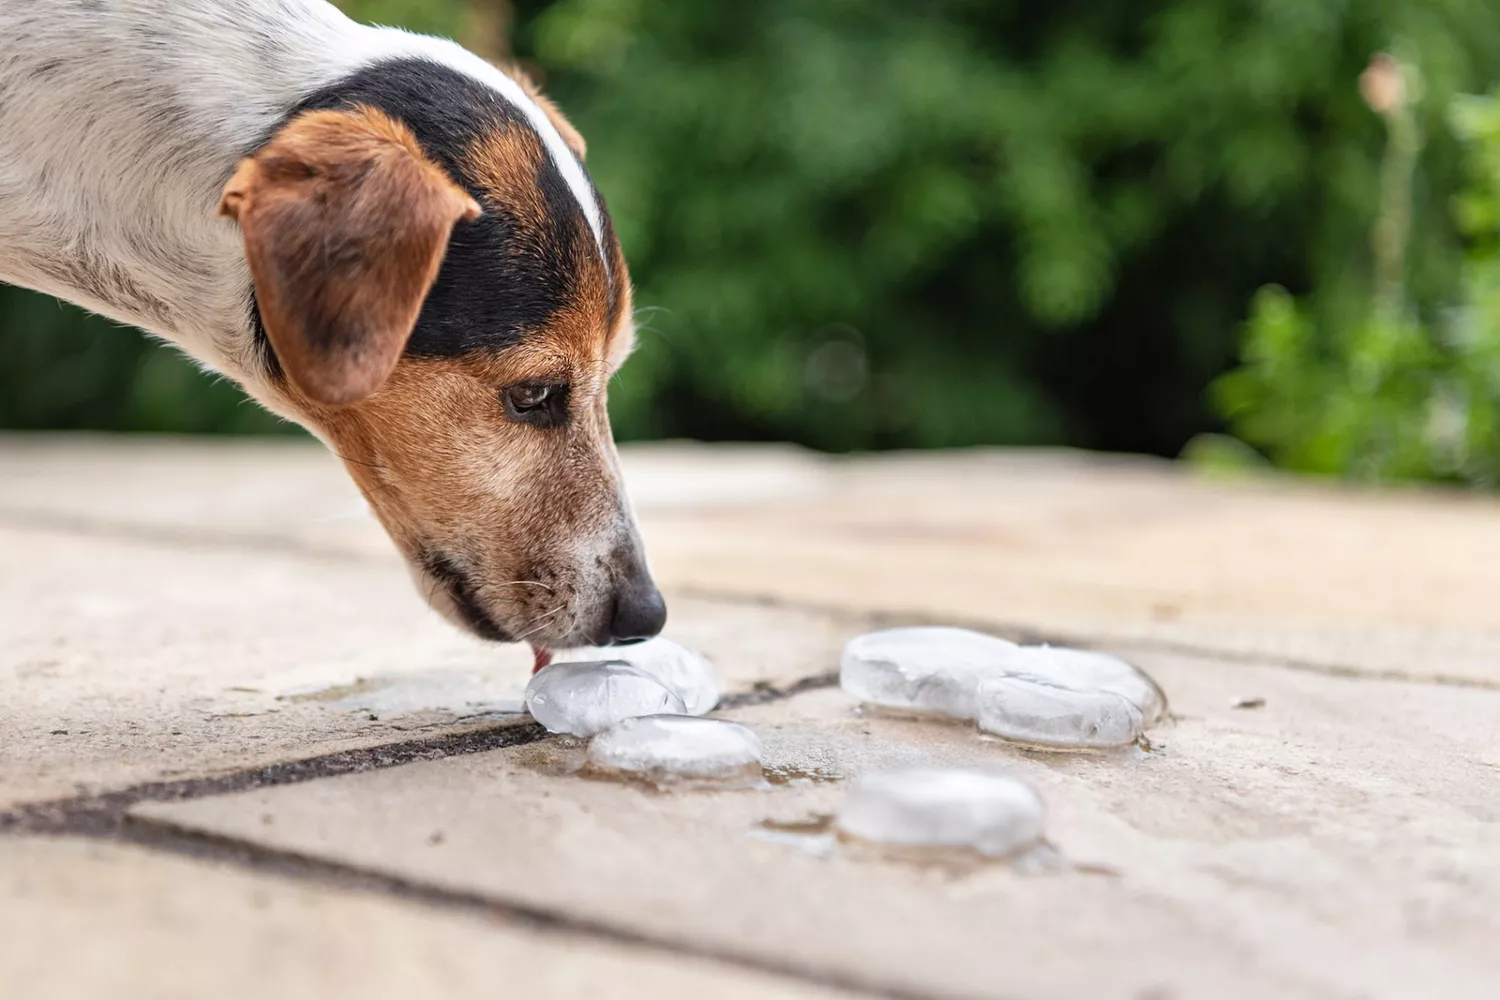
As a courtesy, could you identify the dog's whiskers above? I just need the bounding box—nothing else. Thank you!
[514,605,565,642]
[491,579,554,592]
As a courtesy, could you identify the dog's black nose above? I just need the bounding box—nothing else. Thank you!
[608,575,667,644]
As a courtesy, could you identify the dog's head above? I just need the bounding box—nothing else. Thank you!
[218,60,663,653]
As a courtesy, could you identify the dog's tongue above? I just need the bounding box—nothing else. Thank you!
[530,645,554,674]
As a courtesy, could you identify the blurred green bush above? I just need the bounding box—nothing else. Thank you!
[1208,74,1500,484]
[3,0,1498,464]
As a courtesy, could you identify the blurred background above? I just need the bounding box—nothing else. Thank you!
[4,0,1499,483]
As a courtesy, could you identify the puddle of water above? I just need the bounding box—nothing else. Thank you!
[511,738,588,777]
[575,761,764,793]
[836,836,1063,874]
[751,814,838,857]
[750,813,1072,874]
[280,677,390,703]
[514,738,763,793]
[977,732,1160,758]
[277,672,525,717]
[761,813,836,835]
[751,813,1086,875]
[761,763,843,786]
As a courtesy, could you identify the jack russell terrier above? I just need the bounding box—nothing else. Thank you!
[0,0,667,668]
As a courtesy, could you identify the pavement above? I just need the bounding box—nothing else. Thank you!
[3,433,1500,999]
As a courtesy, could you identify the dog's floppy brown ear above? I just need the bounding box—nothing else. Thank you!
[219,106,481,407]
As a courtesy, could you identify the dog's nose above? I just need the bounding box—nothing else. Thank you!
[607,574,667,645]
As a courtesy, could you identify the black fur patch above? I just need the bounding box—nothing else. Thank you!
[251,58,603,364]
[420,548,511,642]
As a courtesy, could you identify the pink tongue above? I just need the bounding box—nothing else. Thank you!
[531,645,554,674]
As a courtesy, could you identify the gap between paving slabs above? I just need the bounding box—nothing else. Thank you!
[7,588,1497,997]
[122,653,1500,1000]
[0,668,842,836]
[9,494,1496,996]
[9,447,1500,997]
[0,671,942,1000]
[672,586,1500,693]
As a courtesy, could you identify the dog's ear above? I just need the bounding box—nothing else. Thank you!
[219,106,481,407]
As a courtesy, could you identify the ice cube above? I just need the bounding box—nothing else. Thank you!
[975,678,1143,748]
[561,638,719,715]
[525,661,686,737]
[587,715,762,786]
[835,769,1045,858]
[840,627,1019,719]
[975,646,1165,749]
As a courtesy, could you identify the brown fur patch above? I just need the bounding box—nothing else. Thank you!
[318,349,628,645]
[503,63,587,161]
[465,127,615,365]
[463,124,550,243]
[604,225,636,368]
[219,106,481,407]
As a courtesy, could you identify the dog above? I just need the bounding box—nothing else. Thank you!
[0,0,666,667]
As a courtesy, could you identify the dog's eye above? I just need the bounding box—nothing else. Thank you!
[501,383,569,428]
[505,384,550,412]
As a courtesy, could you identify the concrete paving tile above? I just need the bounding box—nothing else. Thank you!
[0,433,388,558]
[0,524,852,809]
[0,836,851,1000]
[0,435,831,559]
[10,437,1500,685]
[636,451,1500,685]
[132,649,1500,1000]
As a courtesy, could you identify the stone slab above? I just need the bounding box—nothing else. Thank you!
[0,523,853,809]
[637,450,1500,685]
[0,433,387,558]
[0,836,848,1000]
[0,434,831,558]
[134,648,1500,1000]
[9,436,1500,685]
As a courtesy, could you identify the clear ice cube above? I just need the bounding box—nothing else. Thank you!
[975,646,1165,749]
[587,715,763,786]
[840,627,1019,719]
[835,769,1045,858]
[525,661,686,737]
[561,638,719,715]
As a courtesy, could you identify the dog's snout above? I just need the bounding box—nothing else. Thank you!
[607,569,667,645]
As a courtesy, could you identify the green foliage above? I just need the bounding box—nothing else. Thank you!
[3,0,1499,462]
[1213,84,1500,484]
[517,0,1499,453]
[0,295,289,434]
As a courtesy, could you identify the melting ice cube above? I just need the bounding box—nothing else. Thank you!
[975,646,1165,749]
[560,638,719,715]
[835,769,1045,859]
[840,627,1019,719]
[525,661,686,737]
[841,626,1166,749]
[587,715,763,786]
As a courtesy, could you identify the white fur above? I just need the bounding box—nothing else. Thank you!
[0,0,602,399]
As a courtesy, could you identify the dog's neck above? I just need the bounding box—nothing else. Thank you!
[0,0,587,414]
